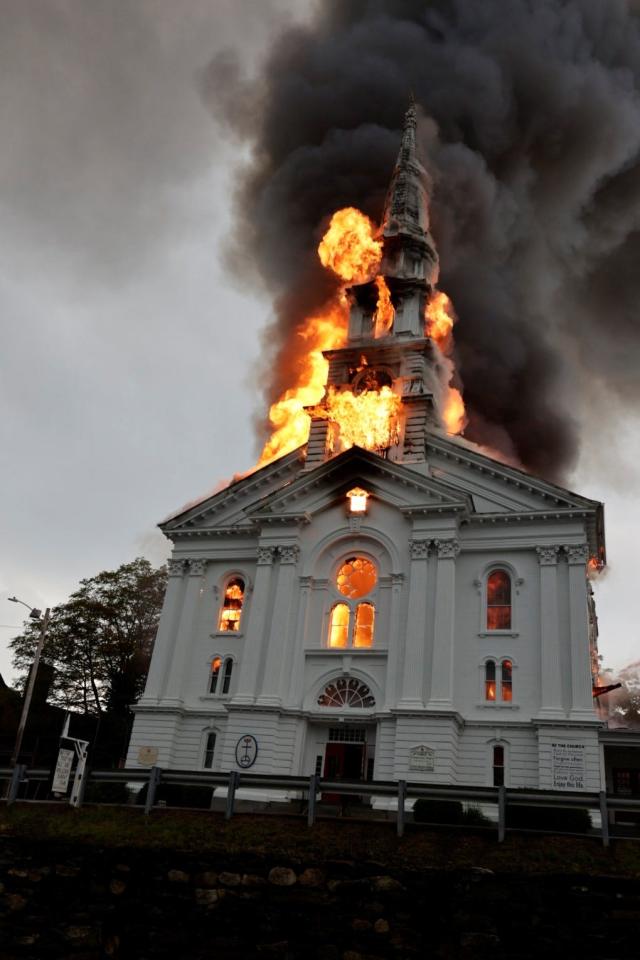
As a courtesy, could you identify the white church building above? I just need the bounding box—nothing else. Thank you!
[127,105,606,795]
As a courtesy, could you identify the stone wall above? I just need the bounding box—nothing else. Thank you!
[1,838,639,958]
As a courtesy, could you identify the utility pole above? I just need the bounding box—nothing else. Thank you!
[9,604,51,766]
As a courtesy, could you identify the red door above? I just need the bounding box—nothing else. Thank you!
[322,743,364,802]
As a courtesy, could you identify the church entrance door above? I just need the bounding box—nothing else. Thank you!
[322,742,364,802]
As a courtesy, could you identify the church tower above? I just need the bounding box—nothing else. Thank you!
[306,102,448,473]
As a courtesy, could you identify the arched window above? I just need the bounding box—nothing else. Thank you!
[203,731,216,769]
[218,577,245,632]
[317,677,376,708]
[501,659,513,702]
[485,660,496,701]
[492,744,505,786]
[484,659,514,703]
[487,569,511,630]
[209,656,233,696]
[327,556,377,649]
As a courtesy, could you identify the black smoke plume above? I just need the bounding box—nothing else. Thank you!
[203,0,640,482]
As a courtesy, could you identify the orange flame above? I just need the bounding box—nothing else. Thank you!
[373,275,395,337]
[425,290,455,353]
[318,207,382,283]
[425,290,466,436]
[311,385,401,454]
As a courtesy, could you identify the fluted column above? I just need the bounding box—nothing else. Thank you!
[256,544,300,707]
[140,559,186,703]
[232,546,276,705]
[163,558,207,705]
[383,573,405,709]
[536,546,564,718]
[285,575,313,709]
[398,539,430,709]
[427,539,460,710]
[566,544,596,719]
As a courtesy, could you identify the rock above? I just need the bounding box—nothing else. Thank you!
[374,918,390,935]
[195,888,219,906]
[268,866,297,886]
[470,866,495,876]
[460,932,500,949]
[167,869,190,883]
[27,868,45,882]
[219,871,242,887]
[8,867,29,878]
[14,934,39,946]
[371,876,404,893]
[242,873,267,887]
[342,952,363,960]
[109,878,127,896]
[115,863,131,873]
[257,941,289,955]
[103,933,120,956]
[316,946,340,960]
[64,925,94,942]
[351,918,372,931]
[56,863,81,877]
[198,871,219,887]
[6,893,27,911]
[299,868,325,887]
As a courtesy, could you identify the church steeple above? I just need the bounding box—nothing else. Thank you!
[304,103,443,473]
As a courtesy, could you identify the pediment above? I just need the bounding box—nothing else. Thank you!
[246,446,471,521]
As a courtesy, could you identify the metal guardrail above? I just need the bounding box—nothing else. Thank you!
[2,764,640,847]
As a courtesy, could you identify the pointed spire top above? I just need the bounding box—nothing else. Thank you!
[400,97,417,162]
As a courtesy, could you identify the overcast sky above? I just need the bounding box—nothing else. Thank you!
[1,0,638,683]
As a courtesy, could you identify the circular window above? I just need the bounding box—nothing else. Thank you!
[336,556,377,598]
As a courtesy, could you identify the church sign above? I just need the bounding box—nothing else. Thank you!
[235,734,258,769]
[551,741,585,790]
[409,745,435,772]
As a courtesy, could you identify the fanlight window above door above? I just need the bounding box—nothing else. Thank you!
[317,677,376,708]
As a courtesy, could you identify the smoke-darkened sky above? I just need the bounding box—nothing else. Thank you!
[1,0,639,680]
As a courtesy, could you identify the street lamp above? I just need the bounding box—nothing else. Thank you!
[7,597,51,767]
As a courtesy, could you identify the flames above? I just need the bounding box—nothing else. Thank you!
[312,385,401,455]
[257,204,466,468]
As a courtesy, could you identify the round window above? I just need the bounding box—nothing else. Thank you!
[335,556,377,598]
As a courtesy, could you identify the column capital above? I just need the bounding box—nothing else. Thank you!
[564,543,589,565]
[278,544,300,565]
[409,539,430,560]
[256,546,277,566]
[187,558,207,576]
[536,545,559,566]
[434,538,460,559]
[167,559,185,578]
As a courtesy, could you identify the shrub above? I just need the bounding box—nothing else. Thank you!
[135,782,213,809]
[506,804,591,833]
[412,799,463,824]
[83,781,131,804]
[461,805,492,826]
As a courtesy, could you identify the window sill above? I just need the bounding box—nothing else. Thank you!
[199,695,230,702]
[305,648,388,656]
[210,632,244,639]
[476,702,519,710]
[477,631,519,638]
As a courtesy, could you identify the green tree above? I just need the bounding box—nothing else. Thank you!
[10,558,167,762]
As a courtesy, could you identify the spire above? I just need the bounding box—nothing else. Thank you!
[381,100,431,244]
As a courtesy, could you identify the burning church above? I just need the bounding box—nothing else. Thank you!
[127,104,607,796]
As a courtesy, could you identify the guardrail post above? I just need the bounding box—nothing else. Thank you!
[225,770,239,820]
[307,774,319,827]
[397,780,407,838]
[74,763,90,809]
[7,764,26,805]
[498,786,506,842]
[144,766,162,815]
[599,790,610,848]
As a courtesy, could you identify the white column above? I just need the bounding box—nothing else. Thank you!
[284,575,313,709]
[257,545,300,707]
[163,558,207,706]
[566,543,596,719]
[426,538,459,711]
[232,546,276,705]
[536,546,564,719]
[398,539,430,709]
[383,573,405,709]
[139,559,186,704]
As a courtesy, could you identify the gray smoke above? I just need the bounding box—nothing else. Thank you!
[203,0,640,481]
